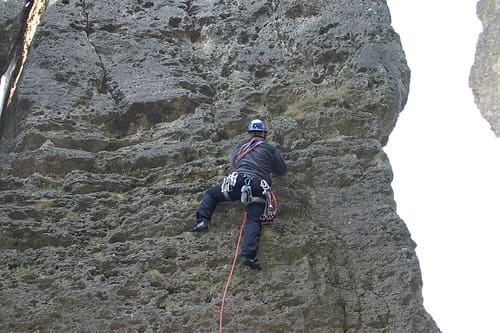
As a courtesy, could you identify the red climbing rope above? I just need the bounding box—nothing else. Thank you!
[219,211,247,333]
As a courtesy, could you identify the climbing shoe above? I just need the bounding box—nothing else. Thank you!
[191,220,209,232]
[241,257,262,270]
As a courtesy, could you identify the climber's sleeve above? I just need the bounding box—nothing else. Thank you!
[272,149,287,176]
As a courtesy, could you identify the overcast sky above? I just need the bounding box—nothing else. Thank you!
[385,1,500,332]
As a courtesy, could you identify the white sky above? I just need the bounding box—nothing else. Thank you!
[385,1,500,332]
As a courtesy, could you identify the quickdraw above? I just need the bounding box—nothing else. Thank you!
[240,177,253,204]
[259,180,277,224]
[221,172,238,200]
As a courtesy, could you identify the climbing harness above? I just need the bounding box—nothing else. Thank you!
[233,137,264,166]
[241,178,277,223]
[222,173,266,204]
[219,211,247,333]
[221,172,238,200]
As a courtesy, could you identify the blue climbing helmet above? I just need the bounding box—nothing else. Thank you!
[247,119,268,133]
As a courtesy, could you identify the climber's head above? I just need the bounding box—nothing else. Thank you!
[247,119,267,139]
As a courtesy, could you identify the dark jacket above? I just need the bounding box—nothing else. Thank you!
[230,139,287,184]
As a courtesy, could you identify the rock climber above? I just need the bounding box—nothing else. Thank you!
[192,119,287,270]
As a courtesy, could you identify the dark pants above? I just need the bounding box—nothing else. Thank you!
[196,174,266,260]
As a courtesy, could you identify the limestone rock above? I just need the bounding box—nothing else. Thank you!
[470,0,500,136]
[0,1,440,332]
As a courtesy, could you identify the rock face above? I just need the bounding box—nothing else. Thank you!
[0,1,440,332]
[0,0,28,113]
[0,0,25,72]
[470,0,500,137]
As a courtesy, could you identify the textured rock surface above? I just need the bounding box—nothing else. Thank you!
[0,0,25,72]
[0,1,440,332]
[470,0,500,136]
[0,0,27,113]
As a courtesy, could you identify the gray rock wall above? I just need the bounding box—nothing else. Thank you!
[0,1,440,332]
[0,0,28,115]
[0,0,26,72]
[470,0,500,136]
